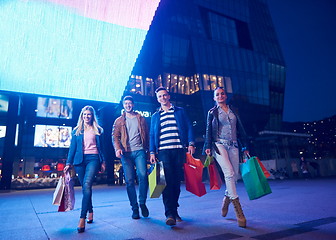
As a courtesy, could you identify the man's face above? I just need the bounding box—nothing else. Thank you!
[123,100,134,113]
[156,90,170,106]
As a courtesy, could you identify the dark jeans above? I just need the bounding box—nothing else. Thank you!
[121,149,148,210]
[158,148,185,219]
[74,154,100,219]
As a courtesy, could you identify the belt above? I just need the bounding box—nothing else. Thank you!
[217,139,237,146]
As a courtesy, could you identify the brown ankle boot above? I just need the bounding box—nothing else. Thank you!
[231,197,246,228]
[221,196,231,217]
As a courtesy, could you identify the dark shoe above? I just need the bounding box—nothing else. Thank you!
[176,213,182,222]
[132,209,140,219]
[77,218,85,233]
[140,204,149,217]
[77,227,85,233]
[165,217,176,226]
[87,212,93,223]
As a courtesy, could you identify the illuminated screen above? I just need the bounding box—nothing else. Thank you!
[34,125,72,148]
[36,97,73,119]
[0,0,160,103]
[0,126,6,139]
[0,94,9,116]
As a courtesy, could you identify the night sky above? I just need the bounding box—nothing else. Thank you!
[267,0,336,122]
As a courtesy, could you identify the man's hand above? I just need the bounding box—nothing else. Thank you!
[188,146,195,155]
[149,154,157,164]
[100,162,106,173]
[116,149,123,158]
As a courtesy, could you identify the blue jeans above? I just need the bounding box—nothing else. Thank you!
[121,149,148,210]
[158,148,184,219]
[74,154,100,219]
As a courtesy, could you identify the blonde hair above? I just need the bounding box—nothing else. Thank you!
[74,105,103,136]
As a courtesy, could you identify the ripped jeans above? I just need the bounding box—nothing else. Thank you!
[213,142,240,199]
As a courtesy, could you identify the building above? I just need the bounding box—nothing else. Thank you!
[126,0,286,155]
[1,0,286,190]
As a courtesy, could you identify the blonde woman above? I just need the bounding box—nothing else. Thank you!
[64,106,105,233]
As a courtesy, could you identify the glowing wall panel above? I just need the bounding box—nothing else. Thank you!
[0,0,160,103]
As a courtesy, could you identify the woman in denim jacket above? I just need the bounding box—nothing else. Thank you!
[204,87,248,228]
[64,106,105,233]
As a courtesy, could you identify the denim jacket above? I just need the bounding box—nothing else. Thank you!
[150,105,194,154]
[66,128,105,165]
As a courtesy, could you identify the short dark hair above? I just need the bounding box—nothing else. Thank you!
[123,95,134,103]
[155,86,168,94]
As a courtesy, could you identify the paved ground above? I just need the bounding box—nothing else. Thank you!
[1,177,336,240]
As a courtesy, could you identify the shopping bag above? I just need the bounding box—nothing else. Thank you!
[203,155,213,168]
[244,153,271,178]
[52,176,65,206]
[240,156,272,200]
[58,171,75,212]
[184,153,206,197]
[256,157,271,178]
[208,162,222,190]
[58,191,66,212]
[148,161,166,198]
[186,153,203,168]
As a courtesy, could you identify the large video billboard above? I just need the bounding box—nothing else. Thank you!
[0,0,160,103]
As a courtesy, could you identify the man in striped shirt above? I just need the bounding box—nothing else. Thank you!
[150,87,195,226]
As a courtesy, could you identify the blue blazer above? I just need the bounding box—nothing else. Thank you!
[66,129,105,165]
[149,106,194,154]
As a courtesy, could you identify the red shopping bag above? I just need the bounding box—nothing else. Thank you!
[208,162,222,190]
[184,153,206,197]
[186,153,203,168]
[256,157,271,178]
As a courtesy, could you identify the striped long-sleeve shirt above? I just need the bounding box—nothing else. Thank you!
[158,107,183,150]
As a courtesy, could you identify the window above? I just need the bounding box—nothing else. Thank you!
[209,13,238,46]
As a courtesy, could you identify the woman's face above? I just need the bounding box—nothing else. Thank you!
[82,110,93,125]
[213,88,227,104]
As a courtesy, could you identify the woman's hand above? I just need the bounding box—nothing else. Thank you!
[63,165,71,173]
[243,150,250,159]
[205,149,211,156]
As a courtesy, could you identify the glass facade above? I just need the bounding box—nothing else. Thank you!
[1,0,288,189]
[127,0,286,139]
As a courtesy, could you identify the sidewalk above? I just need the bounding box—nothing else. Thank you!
[1,178,336,240]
